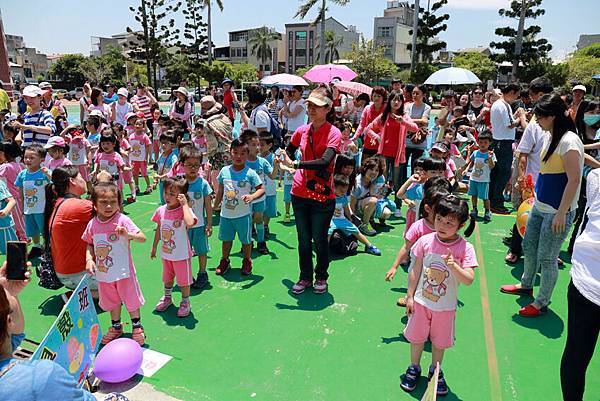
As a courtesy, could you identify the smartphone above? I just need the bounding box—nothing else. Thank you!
[6,241,28,280]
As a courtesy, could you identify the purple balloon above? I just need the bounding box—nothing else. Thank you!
[93,338,143,383]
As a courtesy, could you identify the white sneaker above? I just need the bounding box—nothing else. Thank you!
[394,209,403,218]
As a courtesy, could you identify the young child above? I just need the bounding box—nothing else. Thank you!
[400,195,477,396]
[154,131,179,204]
[429,142,456,181]
[192,117,208,161]
[340,120,358,156]
[43,136,72,173]
[258,132,278,238]
[93,130,127,190]
[212,139,264,276]
[129,117,153,194]
[113,122,137,203]
[240,130,276,255]
[64,126,92,193]
[179,147,213,289]
[15,144,51,256]
[82,182,147,345]
[2,123,19,145]
[280,134,300,223]
[330,174,381,256]
[0,178,17,254]
[450,105,476,142]
[151,177,198,317]
[458,130,496,221]
[396,157,426,232]
[151,108,162,163]
[86,115,102,156]
[333,153,356,195]
[0,141,26,241]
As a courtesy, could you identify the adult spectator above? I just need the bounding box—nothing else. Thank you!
[113,87,133,126]
[241,85,271,135]
[0,80,11,111]
[79,83,92,124]
[12,85,56,147]
[43,166,96,298]
[501,94,584,317]
[169,87,193,130]
[88,87,113,122]
[353,86,387,159]
[331,82,348,118]
[569,84,591,143]
[489,83,526,214]
[200,96,233,186]
[343,93,370,128]
[281,87,341,295]
[179,80,196,118]
[131,83,158,132]
[403,85,432,178]
[467,88,485,125]
[281,85,306,136]
[103,84,118,104]
[435,90,457,140]
[505,77,553,263]
[39,82,66,119]
[266,86,284,123]
[560,168,600,401]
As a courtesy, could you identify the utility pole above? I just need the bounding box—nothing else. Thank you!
[512,0,527,82]
[207,0,212,65]
[410,0,420,75]
[319,0,326,64]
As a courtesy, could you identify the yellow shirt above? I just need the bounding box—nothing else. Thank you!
[0,89,10,110]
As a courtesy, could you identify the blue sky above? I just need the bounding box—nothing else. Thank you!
[1,0,598,61]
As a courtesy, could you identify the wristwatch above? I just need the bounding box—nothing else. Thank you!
[293,160,300,169]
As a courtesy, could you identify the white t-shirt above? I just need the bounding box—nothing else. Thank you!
[570,169,600,306]
[516,117,548,184]
[490,99,516,140]
[79,97,91,122]
[285,99,306,132]
[249,106,271,133]
[404,102,431,149]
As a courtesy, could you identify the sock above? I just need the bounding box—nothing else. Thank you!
[131,318,142,329]
[256,224,265,242]
[181,296,189,304]
[111,319,122,330]
[164,287,173,297]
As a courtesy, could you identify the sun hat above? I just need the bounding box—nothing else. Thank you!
[23,85,43,97]
[173,86,189,97]
[572,84,587,93]
[39,82,52,90]
[306,90,333,107]
[221,78,234,86]
[431,141,449,153]
[124,112,137,122]
[44,136,67,149]
[135,111,145,118]
[117,88,129,97]
[89,110,104,117]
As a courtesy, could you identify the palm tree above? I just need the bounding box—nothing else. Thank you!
[201,0,224,64]
[316,30,343,64]
[295,0,350,64]
[248,27,280,74]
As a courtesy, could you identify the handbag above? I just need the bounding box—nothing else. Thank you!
[36,197,73,290]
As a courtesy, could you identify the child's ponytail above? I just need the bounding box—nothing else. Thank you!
[463,216,476,238]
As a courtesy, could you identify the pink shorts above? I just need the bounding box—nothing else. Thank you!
[403,302,456,349]
[98,276,145,312]
[121,169,133,184]
[132,161,148,176]
[162,259,193,287]
[75,164,89,182]
[404,209,416,235]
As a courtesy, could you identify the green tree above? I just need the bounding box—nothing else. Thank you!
[408,0,450,63]
[567,54,600,88]
[248,27,280,73]
[197,60,229,85]
[48,54,87,85]
[295,0,350,64]
[412,63,440,84]
[226,63,258,86]
[177,0,209,91]
[164,54,192,85]
[201,0,224,64]
[453,52,497,83]
[348,39,398,84]
[316,30,343,64]
[490,0,552,81]
[575,43,600,59]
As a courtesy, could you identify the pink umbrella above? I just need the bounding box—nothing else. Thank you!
[333,80,372,97]
[303,64,357,84]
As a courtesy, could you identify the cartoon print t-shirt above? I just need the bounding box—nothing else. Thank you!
[469,150,496,183]
[128,132,152,162]
[352,174,386,201]
[151,204,197,261]
[262,152,277,197]
[68,136,90,165]
[217,165,262,219]
[245,156,272,203]
[95,152,125,176]
[411,232,478,312]
[332,195,349,221]
[82,213,140,283]
[187,177,213,228]
[15,169,50,214]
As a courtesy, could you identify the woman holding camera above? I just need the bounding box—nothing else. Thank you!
[281,87,341,295]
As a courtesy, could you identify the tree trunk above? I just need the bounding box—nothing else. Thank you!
[207,1,212,65]
[141,0,152,86]
[512,0,527,82]
[319,0,326,64]
[410,0,419,74]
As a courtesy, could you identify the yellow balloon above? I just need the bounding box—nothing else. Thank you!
[516,197,535,238]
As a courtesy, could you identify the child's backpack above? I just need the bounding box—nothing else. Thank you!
[253,104,282,147]
[329,229,358,256]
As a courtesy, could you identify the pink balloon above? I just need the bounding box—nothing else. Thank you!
[93,338,143,383]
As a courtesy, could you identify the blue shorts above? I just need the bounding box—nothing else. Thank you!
[25,213,44,238]
[219,215,252,244]
[0,226,17,254]
[468,180,489,200]
[264,195,277,218]
[374,198,397,219]
[188,226,210,256]
[158,181,165,204]
[252,200,265,214]
[283,184,292,203]
[328,218,360,236]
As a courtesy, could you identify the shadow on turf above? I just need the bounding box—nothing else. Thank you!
[152,307,199,329]
[510,298,564,339]
[209,267,265,290]
[275,279,335,311]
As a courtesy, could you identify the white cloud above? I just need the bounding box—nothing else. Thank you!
[445,0,512,10]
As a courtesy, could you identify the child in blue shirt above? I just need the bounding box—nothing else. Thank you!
[258,132,278,239]
[0,179,17,254]
[15,144,51,254]
[213,139,264,276]
[154,131,179,204]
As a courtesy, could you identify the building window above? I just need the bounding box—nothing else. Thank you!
[230,32,248,41]
[242,48,247,57]
[309,31,314,48]
[378,27,392,38]
[295,31,307,40]
[295,49,306,57]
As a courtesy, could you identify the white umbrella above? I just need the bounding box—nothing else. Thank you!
[260,73,308,87]
[423,67,481,85]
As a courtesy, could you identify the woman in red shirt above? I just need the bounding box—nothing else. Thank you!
[281,87,341,296]
[352,87,388,159]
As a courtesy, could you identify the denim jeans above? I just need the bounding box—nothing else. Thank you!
[521,205,575,307]
[291,195,336,282]
[383,156,403,208]
[489,139,514,208]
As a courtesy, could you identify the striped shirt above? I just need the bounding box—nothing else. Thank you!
[131,95,152,119]
[23,109,56,146]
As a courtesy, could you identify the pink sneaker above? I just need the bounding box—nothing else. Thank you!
[154,296,172,312]
[177,300,191,318]
[291,279,312,294]
[313,279,328,294]
[101,326,123,345]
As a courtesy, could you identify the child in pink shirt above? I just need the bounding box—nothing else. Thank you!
[93,130,127,190]
[129,117,153,194]
[113,122,137,203]
[0,141,26,241]
[43,136,72,174]
[64,128,92,187]
[151,177,198,318]
[82,182,147,346]
[401,195,478,396]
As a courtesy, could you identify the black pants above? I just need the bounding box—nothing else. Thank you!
[489,139,514,209]
[362,148,377,161]
[560,281,600,401]
[568,177,587,253]
[292,195,336,281]
[399,147,425,186]
[508,223,523,256]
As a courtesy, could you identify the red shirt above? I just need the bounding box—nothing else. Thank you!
[223,90,234,120]
[50,198,93,275]
[356,103,384,151]
[290,122,341,201]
